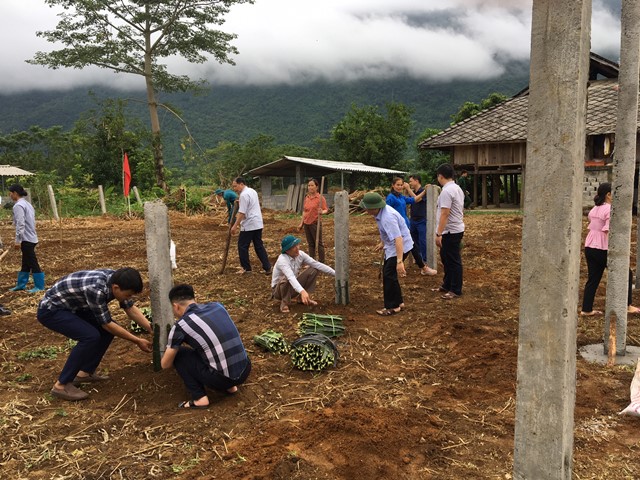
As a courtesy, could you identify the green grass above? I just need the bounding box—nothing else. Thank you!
[17,346,62,360]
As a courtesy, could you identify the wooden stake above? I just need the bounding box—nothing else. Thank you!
[315,176,325,255]
[607,313,617,367]
[219,200,240,274]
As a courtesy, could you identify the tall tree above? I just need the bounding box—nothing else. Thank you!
[331,102,414,169]
[29,0,253,191]
[450,92,508,124]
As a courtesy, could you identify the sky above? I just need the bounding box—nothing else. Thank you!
[0,0,622,93]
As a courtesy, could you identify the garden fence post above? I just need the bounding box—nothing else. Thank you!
[144,200,174,371]
[426,186,439,271]
[133,186,142,206]
[334,191,349,305]
[47,185,59,221]
[98,185,107,215]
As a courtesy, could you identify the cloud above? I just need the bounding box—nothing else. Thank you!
[0,0,623,92]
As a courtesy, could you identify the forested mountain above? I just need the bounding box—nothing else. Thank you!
[0,60,530,167]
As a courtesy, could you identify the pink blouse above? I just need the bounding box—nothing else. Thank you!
[584,203,610,250]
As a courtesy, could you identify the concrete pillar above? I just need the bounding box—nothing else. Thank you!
[608,0,640,356]
[472,171,478,207]
[98,185,107,215]
[260,176,272,197]
[144,200,174,371]
[426,186,439,271]
[132,186,142,206]
[47,185,59,221]
[513,1,591,479]
[334,191,349,304]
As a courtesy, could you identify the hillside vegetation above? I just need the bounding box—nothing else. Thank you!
[0,62,529,167]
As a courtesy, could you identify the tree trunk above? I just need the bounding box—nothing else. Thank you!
[144,21,168,192]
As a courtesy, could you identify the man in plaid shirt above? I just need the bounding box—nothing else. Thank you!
[37,268,153,401]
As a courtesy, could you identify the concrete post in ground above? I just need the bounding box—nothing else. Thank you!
[98,185,107,215]
[426,185,440,271]
[612,0,640,356]
[47,185,59,221]
[513,1,591,479]
[334,191,349,305]
[133,186,142,206]
[144,200,174,370]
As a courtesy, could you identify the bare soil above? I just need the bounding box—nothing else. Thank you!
[0,210,639,479]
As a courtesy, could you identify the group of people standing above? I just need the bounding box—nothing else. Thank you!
[361,163,466,315]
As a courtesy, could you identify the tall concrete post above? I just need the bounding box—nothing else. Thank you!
[98,185,107,215]
[334,191,349,305]
[425,186,439,271]
[513,1,591,479]
[611,0,640,356]
[144,200,174,371]
[47,185,59,221]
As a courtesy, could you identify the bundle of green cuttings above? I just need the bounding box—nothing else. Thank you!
[298,313,344,337]
[290,333,339,371]
[253,329,290,354]
[130,307,153,334]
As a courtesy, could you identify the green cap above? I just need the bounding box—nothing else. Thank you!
[359,192,386,209]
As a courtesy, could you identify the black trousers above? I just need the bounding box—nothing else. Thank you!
[173,347,251,400]
[382,252,412,309]
[237,229,271,272]
[582,247,633,312]
[440,232,464,296]
[21,241,41,273]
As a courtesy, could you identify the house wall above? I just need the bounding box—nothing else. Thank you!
[261,194,334,211]
[582,167,611,208]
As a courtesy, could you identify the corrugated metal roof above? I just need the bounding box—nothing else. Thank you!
[421,78,624,149]
[247,156,406,177]
[0,165,34,176]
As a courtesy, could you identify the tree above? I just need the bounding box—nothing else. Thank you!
[29,0,253,191]
[413,127,450,182]
[450,92,508,124]
[331,102,414,169]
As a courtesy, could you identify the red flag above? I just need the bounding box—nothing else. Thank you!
[123,152,131,197]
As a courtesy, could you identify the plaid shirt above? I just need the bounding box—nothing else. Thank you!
[38,269,134,325]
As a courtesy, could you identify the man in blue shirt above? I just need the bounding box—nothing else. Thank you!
[161,284,251,409]
[215,188,238,224]
[37,268,153,401]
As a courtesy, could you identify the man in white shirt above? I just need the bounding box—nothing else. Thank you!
[434,164,465,299]
[230,177,272,274]
[271,235,335,313]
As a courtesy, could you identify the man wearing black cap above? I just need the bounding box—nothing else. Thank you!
[271,235,335,313]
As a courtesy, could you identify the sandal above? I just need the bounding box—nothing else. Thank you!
[579,310,603,316]
[280,302,290,313]
[431,287,448,293]
[628,306,640,314]
[376,308,400,316]
[441,292,459,300]
[178,400,209,410]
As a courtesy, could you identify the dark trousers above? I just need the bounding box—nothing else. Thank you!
[410,219,426,262]
[582,247,634,312]
[37,308,113,385]
[303,222,325,262]
[238,229,271,272]
[173,347,252,400]
[441,232,464,296]
[382,253,412,309]
[21,241,41,273]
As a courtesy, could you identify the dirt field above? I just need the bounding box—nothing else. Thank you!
[0,209,639,479]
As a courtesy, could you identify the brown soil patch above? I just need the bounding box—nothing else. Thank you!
[0,211,639,479]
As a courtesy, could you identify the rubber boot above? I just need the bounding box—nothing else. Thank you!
[10,272,29,291]
[28,272,45,293]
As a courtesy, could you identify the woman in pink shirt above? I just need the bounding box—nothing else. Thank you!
[580,182,640,315]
